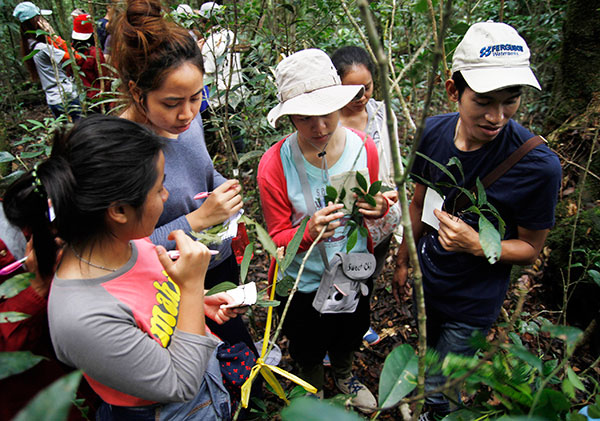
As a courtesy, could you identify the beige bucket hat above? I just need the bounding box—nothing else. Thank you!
[267,49,364,128]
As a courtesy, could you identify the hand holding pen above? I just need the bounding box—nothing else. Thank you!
[186,180,243,232]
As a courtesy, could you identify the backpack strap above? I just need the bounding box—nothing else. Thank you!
[444,135,545,214]
[289,133,331,269]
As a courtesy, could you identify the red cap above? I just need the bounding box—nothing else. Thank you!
[72,14,93,41]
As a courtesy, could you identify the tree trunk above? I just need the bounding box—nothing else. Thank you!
[544,0,600,131]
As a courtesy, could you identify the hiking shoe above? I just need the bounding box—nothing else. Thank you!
[335,374,377,413]
[363,326,381,345]
[323,353,331,367]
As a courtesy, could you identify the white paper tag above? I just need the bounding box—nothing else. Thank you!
[218,209,244,241]
[422,187,444,231]
[220,281,257,308]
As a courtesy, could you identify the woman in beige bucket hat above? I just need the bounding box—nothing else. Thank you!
[258,48,389,413]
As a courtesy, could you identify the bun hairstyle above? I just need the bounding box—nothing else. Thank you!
[3,115,166,278]
[331,46,375,80]
[112,0,204,105]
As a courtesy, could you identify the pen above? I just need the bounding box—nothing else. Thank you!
[0,257,28,276]
[194,192,210,200]
[194,184,239,200]
[167,249,219,260]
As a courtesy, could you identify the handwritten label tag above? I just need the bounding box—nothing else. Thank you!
[422,187,444,230]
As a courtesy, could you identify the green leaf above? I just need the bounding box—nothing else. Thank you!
[0,170,26,189]
[0,351,45,380]
[509,343,543,373]
[379,344,418,408]
[364,194,376,207]
[446,157,465,183]
[281,218,309,272]
[20,151,44,159]
[588,269,600,287]
[255,298,280,308]
[356,171,368,191]
[413,0,429,14]
[325,185,338,203]
[416,152,458,185]
[237,150,264,166]
[346,229,358,252]
[0,272,34,299]
[0,151,15,163]
[244,216,279,263]
[359,225,368,238]
[566,413,589,421]
[588,404,600,418]
[281,396,362,421]
[569,263,584,268]
[275,275,294,297]
[350,187,364,197]
[567,366,586,392]
[339,188,346,202]
[508,331,523,346]
[206,281,238,296]
[481,202,506,238]
[475,178,487,208]
[368,180,382,196]
[13,370,82,421]
[478,214,502,264]
[442,409,479,421]
[0,311,31,323]
[239,242,254,284]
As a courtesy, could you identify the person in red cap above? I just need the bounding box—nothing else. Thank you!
[72,14,106,106]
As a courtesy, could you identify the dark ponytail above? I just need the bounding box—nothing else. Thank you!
[3,114,166,278]
[3,160,64,278]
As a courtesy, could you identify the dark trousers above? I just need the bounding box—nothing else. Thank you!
[276,280,372,390]
[423,305,491,413]
[49,98,82,122]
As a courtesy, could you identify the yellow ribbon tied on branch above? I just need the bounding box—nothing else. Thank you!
[240,261,317,407]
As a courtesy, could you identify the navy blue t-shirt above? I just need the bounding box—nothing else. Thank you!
[412,113,561,326]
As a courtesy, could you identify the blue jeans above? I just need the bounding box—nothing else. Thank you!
[424,307,491,413]
[49,98,82,122]
[95,356,230,421]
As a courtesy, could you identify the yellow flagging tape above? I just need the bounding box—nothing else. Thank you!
[240,261,317,407]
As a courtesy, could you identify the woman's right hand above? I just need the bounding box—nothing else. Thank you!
[186,179,243,232]
[308,202,345,240]
[156,230,211,292]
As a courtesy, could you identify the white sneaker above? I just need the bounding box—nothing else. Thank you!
[335,374,377,413]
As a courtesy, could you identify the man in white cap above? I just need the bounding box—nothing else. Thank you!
[393,21,561,418]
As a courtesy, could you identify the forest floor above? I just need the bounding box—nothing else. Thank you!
[243,239,600,420]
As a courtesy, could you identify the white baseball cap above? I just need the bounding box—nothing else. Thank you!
[452,21,541,93]
[267,49,364,128]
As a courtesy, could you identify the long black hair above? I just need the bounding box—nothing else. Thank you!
[3,115,166,278]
